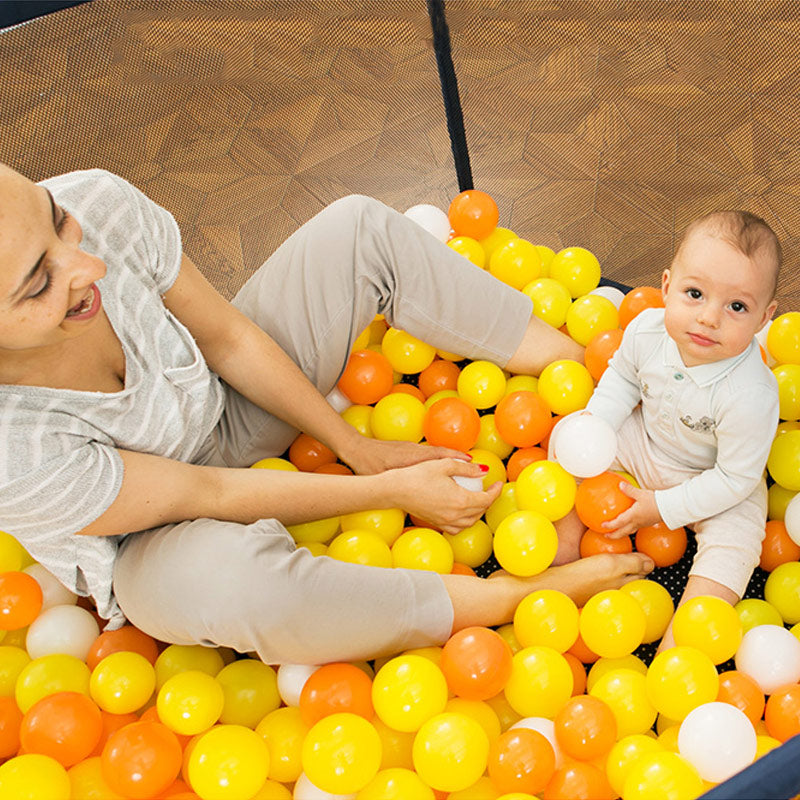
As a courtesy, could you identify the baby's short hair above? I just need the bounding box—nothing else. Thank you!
[677,210,782,299]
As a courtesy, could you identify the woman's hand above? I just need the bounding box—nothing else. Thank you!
[341,436,471,476]
[601,483,662,538]
[387,458,502,534]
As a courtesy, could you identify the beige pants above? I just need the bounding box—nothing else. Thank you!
[113,195,532,665]
[614,407,767,598]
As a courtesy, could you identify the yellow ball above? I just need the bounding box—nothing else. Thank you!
[445,697,501,744]
[340,508,406,546]
[755,734,782,759]
[448,236,486,269]
[424,389,460,409]
[467,448,508,488]
[157,669,225,736]
[774,364,800,421]
[485,482,518,532]
[341,404,373,437]
[764,561,800,624]
[515,460,577,521]
[67,757,126,800]
[590,668,657,738]
[503,646,573,718]
[448,775,503,800]
[372,655,448,732]
[579,590,647,659]
[480,226,518,263]
[474,414,515,460]
[549,247,602,298]
[522,277,573,328]
[768,483,797,520]
[622,750,704,800]
[534,245,556,276]
[90,651,156,715]
[0,532,28,572]
[768,430,800,490]
[255,706,309,784]
[496,623,523,655]
[371,393,426,442]
[250,457,298,471]
[372,717,415,770]
[154,644,225,690]
[605,734,665,798]
[457,360,507,410]
[645,647,719,721]
[734,597,784,632]
[493,510,558,577]
[504,374,539,395]
[188,724,271,800]
[671,595,743,664]
[286,516,340,545]
[0,754,71,800]
[620,580,675,645]
[412,712,490,793]
[489,238,543,290]
[0,645,30,696]
[15,653,90,713]
[767,311,800,364]
[216,659,280,729]
[565,295,619,346]
[392,528,454,574]
[382,328,436,374]
[328,529,393,568]
[513,589,579,652]
[587,654,648,691]
[358,767,435,800]
[443,520,494,568]
[537,359,594,415]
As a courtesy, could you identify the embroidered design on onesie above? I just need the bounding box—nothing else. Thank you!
[679,414,716,433]
[641,381,652,398]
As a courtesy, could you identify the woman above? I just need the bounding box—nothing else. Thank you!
[0,164,653,664]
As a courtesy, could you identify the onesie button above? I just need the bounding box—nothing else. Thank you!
[674,373,684,380]
[665,392,673,400]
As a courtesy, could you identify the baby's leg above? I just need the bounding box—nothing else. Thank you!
[553,509,585,565]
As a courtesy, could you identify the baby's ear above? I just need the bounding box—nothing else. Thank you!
[661,268,672,300]
[760,298,779,330]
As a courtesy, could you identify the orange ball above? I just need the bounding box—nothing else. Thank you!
[765,683,800,742]
[0,570,43,630]
[544,760,615,800]
[494,391,552,448]
[716,670,765,728]
[448,189,500,240]
[289,433,337,472]
[0,696,23,760]
[634,522,688,567]
[423,397,481,452]
[579,529,633,557]
[89,711,140,758]
[451,562,477,576]
[563,652,588,696]
[299,662,374,726]
[554,695,617,761]
[574,472,633,533]
[87,626,160,671]
[506,446,547,482]
[390,383,427,402]
[418,360,461,398]
[337,349,394,405]
[487,728,556,795]
[439,626,513,701]
[760,519,800,572]
[314,462,354,475]
[584,328,623,382]
[618,286,664,329]
[567,633,600,665]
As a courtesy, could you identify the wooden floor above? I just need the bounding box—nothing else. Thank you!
[2,0,799,307]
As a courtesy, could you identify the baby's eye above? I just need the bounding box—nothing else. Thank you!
[686,288,702,300]
[730,301,747,313]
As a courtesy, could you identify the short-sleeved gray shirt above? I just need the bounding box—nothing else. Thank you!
[0,170,225,627]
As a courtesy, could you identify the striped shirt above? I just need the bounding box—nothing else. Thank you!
[0,170,225,627]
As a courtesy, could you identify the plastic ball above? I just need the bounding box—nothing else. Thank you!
[677,701,757,783]
[0,753,71,800]
[761,519,800,572]
[537,359,594,416]
[22,564,77,611]
[783,492,800,545]
[287,516,340,546]
[448,190,499,241]
[404,204,451,242]
[457,360,507,410]
[327,529,393,568]
[504,647,573,719]
[773,363,800,421]
[25,604,100,661]
[0,645,30,696]
[16,653,91,714]
[339,508,405,547]
[620,579,675,644]
[513,590,579,653]
[86,625,159,671]
[768,430,800,490]
[423,396,481,451]
[553,694,616,761]
[289,433,337,472]
[767,311,800,364]
[618,286,664,329]
[734,624,800,693]
[212,659,279,729]
[586,655,647,691]
[589,284,626,308]
[716,670,765,728]
[565,294,619,346]
[764,683,800,742]
[480,226,518,263]
[412,711,490,793]
[646,647,720,721]
[357,766,434,800]
[340,404,373,438]
[439,627,513,701]
[548,247,602,298]
[187,723,270,800]
[574,471,633,532]
[448,235,486,268]
[487,727,555,796]
[299,662,373,727]
[157,670,225,736]
[0,532,29,573]
[544,760,615,800]
[301,712,381,795]
[584,327,624,382]
[579,589,646,659]
[370,393,426,442]
[372,655,447,732]
[381,328,436,375]
[580,528,633,557]
[621,750,704,800]
[634,522,688,567]
[90,652,156,715]
[250,457,299,471]
[605,734,665,798]
[506,446,547,482]
[154,645,225,690]
[494,391,552,448]
[671,595,743,664]
[254,707,308,784]
[763,561,800,624]
[735,597,784,632]
[515,460,576,521]
[510,717,563,767]
[391,528,453,573]
[493,510,559,577]
[418,359,461,398]
[552,413,618,478]
[485,481,519,532]
[442,520,493,568]
[0,571,43,630]
[277,664,320,708]
[489,238,542,290]
[590,668,657,738]
[522,278,572,328]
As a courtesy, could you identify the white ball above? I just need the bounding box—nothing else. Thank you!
[589,285,626,309]
[511,716,564,767]
[404,203,451,242]
[452,475,484,492]
[735,624,800,693]
[23,563,78,611]
[553,414,618,478]
[784,492,800,546]
[293,772,356,799]
[277,663,320,707]
[325,385,352,414]
[25,604,100,661]
[677,701,757,783]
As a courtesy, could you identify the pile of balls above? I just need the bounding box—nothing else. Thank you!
[1,189,800,799]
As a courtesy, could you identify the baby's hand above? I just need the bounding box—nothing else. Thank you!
[601,483,662,538]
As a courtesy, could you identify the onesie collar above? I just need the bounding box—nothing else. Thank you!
[662,335,755,387]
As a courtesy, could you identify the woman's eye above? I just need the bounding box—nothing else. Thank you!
[29,273,52,299]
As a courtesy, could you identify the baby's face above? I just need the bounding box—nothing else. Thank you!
[662,233,777,367]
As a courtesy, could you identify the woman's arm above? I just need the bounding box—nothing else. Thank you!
[162,253,464,473]
[77,449,500,538]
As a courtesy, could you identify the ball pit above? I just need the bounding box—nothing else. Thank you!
[0,189,798,800]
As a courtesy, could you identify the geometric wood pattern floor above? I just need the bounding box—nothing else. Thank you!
[2,0,799,308]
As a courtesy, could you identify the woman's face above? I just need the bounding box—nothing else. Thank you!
[0,165,106,356]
